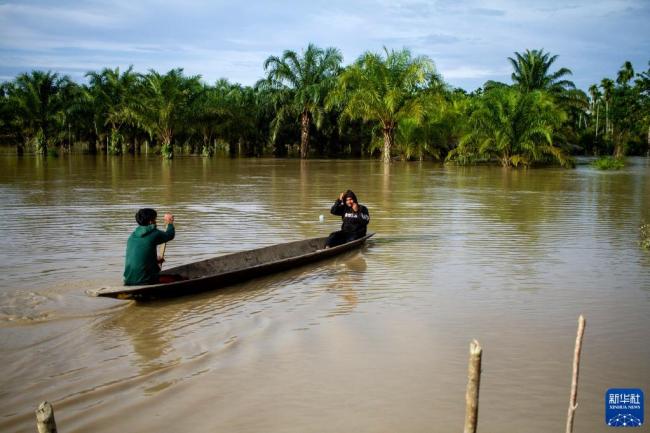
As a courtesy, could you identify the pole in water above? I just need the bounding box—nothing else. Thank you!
[319,214,324,222]
[36,401,58,433]
[464,339,482,433]
[566,315,586,433]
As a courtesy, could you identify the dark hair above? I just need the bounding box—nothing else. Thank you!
[135,208,157,226]
[345,190,358,204]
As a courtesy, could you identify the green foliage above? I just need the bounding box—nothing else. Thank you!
[135,68,202,159]
[508,49,575,93]
[262,43,342,158]
[0,48,647,164]
[327,47,437,163]
[5,71,74,154]
[590,156,625,170]
[448,86,571,167]
[584,61,650,157]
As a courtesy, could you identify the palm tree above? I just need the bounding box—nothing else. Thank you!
[588,84,601,147]
[0,82,17,151]
[637,61,650,155]
[394,90,467,161]
[616,61,635,87]
[210,81,260,156]
[448,86,570,167]
[191,82,227,156]
[86,66,139,154]
[137,69,202,159]
[600,78,614,137]
[262,43,342,158]
[6,71,71,155]
[327,47,435,163]
[508,49,575,93]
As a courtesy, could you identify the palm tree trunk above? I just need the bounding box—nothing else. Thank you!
[99,136,108,154]
[300,111,310,159]
[109,127,122,155]
[161,129,173,159]
[382,126,394,164]
[500,153,511,167]
[594,105,599,146]
[202,132,211,157]
[605,102,609,137]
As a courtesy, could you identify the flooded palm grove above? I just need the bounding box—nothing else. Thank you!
[0,154,649,433]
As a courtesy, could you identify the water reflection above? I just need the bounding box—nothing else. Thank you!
[103,304,177,376]
[0,155,649,433]
[326,251,367,317]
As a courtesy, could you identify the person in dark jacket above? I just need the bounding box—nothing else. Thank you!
[325,190,370,248]
[123,208,175,286]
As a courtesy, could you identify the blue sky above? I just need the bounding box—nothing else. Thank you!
[1,0,648,91]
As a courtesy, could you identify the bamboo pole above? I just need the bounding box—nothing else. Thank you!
[565,315,586,433]
[36,401,58,433]
[463,339,482,433]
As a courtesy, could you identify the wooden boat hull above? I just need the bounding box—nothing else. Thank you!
[91,233,374,300]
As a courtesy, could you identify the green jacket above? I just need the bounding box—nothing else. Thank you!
[123,224,175,286]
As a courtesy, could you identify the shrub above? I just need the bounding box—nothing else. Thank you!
[591,156,624,170]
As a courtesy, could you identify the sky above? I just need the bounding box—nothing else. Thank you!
[0,0,648,91]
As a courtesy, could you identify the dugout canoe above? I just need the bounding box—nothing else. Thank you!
[91,233,374,300]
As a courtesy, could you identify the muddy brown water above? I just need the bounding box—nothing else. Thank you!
[0,155,649,433]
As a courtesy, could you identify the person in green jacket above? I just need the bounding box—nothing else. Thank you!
[123,208,175,286]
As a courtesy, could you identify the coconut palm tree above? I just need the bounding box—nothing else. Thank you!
[448,86,570,167]
[6,71,72,155]
[616,61,635,87]
[262,43,342,158]
[327,47,435,163]
[86,66,139,154]
[588,84,601,146]
[137,68,202,159]
[508,49,575,93]
[600,78,614,137]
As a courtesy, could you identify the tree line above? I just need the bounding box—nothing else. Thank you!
[0,45,648,166]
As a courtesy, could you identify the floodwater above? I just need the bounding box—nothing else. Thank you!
[0,155,649,433]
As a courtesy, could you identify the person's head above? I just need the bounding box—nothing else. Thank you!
[135,208,157,226]
[344,190,358,207]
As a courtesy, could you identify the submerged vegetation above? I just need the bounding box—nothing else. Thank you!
[0,46,648,165]
[591,156,625,170]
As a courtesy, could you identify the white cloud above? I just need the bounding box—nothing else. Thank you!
[0,2,119,28]
[0,0,647,90]
[441,65,508,79]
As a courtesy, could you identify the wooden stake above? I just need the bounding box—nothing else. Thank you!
[36,401,58,433]
[464,339,482,433]
[566,315,586,433]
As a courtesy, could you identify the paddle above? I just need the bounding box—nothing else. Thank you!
[158,224,168,270]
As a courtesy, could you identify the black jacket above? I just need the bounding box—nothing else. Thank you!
[330,200,370,237]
